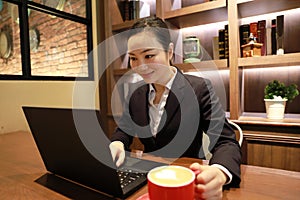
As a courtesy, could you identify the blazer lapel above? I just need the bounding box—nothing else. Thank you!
[158,72,186,131]
[131,73,188,139]
[132,83,150,126]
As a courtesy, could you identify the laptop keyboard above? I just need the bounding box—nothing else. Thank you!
[117,168,147,189]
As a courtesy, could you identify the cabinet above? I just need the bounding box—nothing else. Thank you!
[101,0,300,170]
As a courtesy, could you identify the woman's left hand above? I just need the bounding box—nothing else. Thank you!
[190,162,227,200]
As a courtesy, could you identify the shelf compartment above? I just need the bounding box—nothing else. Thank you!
[164,0,227,28]
[112,0,228,31]
[238,53,300,68]
[111,0,157,32]
[237,0,300,18]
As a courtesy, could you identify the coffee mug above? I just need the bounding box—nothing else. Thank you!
[147,165,196,200]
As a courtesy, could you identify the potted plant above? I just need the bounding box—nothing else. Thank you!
[264,80,299,119]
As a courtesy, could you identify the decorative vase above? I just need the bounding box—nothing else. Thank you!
[183,36,201,63]
[264,99,288,120]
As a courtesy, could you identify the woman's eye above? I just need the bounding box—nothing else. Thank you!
[145,55,154,59]
[130,57,137,61]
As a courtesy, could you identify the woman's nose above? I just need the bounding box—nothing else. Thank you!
[134,64,148,73]
[137,58,146,66]
[131,58,144,68]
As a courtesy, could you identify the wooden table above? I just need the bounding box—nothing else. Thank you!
[1,131,299,200]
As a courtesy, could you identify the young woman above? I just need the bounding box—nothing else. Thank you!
[109,17,241,199]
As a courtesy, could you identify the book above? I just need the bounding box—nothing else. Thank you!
[129,0,140,20]
[271,19,277,55]
[120,0,130,21]
[120,0,140,21]
[239,24,250,57]
[257,20,266,56]
[218,29,225,59]
[224,24,229,59]
[276,15,284,55]
[212,36,219,60]
[266,27,272,55]
[249,22,258,39]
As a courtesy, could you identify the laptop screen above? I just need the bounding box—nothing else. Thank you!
[23,106,125,198]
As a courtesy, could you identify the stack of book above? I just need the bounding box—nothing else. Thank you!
[212,24,229,60]
[239,15,284,57]
[212,15,284,60]
[120,0,140,21]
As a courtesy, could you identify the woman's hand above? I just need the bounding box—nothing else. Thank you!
[109,141,125,167]
[190,163,227,200]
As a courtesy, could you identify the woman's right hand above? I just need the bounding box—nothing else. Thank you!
[109,141,125,167]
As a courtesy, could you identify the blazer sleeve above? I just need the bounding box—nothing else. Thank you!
[110,91,134,150]
[110,82,149,150]
[190,76,241,187]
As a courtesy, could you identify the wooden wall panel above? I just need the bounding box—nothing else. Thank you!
[247,142,300,171]
[243,127,300,172]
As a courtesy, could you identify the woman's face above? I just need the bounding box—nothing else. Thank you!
[127,31,174,85]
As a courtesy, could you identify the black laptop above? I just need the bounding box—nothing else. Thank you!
[22,106,165,199]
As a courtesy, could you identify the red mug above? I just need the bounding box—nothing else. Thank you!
[147,165,197,200]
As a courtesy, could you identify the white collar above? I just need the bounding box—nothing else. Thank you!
[149,66,177,92]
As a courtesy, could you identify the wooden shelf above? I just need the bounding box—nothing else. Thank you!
[104,0,300,136]
[112,0,228,31]
[164,0,227,28]
[243,131,300,145]
[112,20,136,32]
[174,59,228,72]
[165,0,226,18]
[237,0,300,18]
[238,53,300,68]
[234,112,300,127]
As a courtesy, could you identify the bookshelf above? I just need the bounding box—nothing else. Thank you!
[237,0,300,18]
[102,0,300,133]
[163,0,227,28]
[236,112,300,127]
[238,53,300,68]
[234,0,300,126]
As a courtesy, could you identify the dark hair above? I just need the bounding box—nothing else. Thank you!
[128,17,172,53]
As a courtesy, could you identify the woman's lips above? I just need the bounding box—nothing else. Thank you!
[140,71,154,79]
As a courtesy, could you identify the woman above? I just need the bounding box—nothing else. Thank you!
[109,17,241,199]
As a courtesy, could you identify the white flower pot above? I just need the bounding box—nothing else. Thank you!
[264,99,288,120]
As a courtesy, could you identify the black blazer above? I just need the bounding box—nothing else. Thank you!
[111,70,241,187]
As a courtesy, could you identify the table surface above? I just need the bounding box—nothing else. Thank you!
[0,131,299,200]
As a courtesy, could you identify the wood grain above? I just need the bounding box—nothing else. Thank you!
[1,132,300,200]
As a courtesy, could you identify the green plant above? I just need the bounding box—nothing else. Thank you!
[264,80,299,102]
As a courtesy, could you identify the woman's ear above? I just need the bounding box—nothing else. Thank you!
[168,43,174,60]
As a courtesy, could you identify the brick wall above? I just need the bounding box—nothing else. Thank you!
[0,0,88,77]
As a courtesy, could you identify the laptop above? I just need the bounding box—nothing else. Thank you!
[22,106,165,199]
